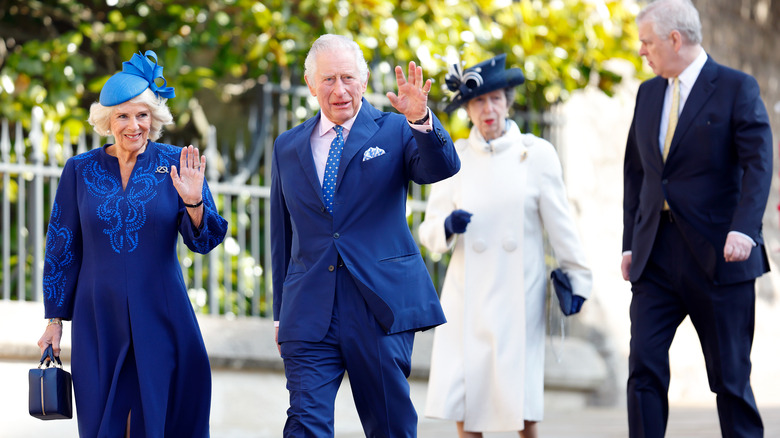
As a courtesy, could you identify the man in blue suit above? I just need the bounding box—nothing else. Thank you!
[270,34,460,437]
[622,1,772,436]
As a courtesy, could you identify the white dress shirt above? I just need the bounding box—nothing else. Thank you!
[657,48,708,154]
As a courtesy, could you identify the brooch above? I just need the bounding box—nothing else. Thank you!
[155,166,169,174]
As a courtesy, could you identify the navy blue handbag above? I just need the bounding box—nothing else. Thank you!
[28,345,73,420]
[550,268,574,316]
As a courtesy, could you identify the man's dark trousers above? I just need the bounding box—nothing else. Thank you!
[627,212,763,438]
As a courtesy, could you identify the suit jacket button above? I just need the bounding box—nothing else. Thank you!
[328,265,335,272]
[333,233,340,239]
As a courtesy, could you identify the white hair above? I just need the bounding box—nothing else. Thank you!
[637,0,702,45]
[87,88,174,141]
[304,34,369,83]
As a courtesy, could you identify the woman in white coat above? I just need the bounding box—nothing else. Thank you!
[419,54,592,438]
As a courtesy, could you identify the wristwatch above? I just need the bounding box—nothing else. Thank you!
[410,110,430,125]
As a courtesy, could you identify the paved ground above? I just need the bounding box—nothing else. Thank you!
[6,302,780,437]
[4,359,780,437]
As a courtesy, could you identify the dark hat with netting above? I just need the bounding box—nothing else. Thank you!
[443,54,524,113]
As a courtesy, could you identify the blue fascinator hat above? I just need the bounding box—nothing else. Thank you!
[444,54,524,113]
[99,50,175,106]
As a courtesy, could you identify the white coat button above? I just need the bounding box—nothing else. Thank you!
[472,239,487,253]
[502,237,518,252]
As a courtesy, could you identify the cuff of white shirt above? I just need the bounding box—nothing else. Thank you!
[728,231,756,247]
[274,320,280,328]
[622,250,632,256]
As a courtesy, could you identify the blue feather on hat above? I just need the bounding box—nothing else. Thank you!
[99,50,175,107]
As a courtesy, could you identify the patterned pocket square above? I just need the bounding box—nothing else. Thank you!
[363,147,386,162]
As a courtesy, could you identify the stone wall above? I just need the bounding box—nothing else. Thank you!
[697,0,780,258]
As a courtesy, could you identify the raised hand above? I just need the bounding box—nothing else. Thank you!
[386,60,431,122]
[171,145,206,208]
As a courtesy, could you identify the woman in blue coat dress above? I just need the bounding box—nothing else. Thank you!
[36,50,228,437]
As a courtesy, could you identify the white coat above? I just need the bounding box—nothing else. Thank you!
[419,120,592,432]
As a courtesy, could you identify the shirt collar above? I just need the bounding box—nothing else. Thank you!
[672,48,708,89]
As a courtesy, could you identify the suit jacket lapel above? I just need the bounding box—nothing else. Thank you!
[645,77,666,168]
[668,56,717,158]
[335,99,380,192]
[294,115,323,201]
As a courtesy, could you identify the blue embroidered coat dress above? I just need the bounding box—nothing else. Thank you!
[43,141,228,437]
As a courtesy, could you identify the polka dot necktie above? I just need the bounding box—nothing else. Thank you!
[322,125,344,214]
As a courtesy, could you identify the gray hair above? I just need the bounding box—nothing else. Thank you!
[504,87,516,106]
[637,0,702,45]
[87,88,174,141]
[304,34,369,83]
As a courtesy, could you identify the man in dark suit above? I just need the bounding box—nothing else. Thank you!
[270,34,459,437]
[622,0,772,436]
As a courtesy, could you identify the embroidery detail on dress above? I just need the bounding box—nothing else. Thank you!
[43,203,74,308]
[77,149,166,253]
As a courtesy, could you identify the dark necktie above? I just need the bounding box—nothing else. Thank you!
[322,125,344,214]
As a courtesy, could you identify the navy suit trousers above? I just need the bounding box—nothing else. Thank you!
[280,261,416,438]
[627,214,763,438]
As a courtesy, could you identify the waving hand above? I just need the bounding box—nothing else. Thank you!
[386,61,431,122]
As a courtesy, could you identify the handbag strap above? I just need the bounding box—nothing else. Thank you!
[548,273,567,363]
[38,345,63,368]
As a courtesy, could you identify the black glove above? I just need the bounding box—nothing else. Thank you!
[444,209,473,239]
[569,295,586,315]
